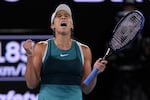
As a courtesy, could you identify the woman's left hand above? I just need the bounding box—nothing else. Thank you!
[93,58,108,73]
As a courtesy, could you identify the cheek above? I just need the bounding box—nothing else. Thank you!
[51,24,54,30]
[69,22,74,29]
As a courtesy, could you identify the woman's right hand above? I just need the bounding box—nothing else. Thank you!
[23,39,33,56]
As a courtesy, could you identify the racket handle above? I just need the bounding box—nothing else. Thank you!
[83,67,99,86]
[102,48,110,59]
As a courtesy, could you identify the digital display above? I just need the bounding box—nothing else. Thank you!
[2,0,148,3]
[0,35,53,100]
[0,35,53,82]
[74,0,144,3]
[4,0,19,2]
[0,90,38,100]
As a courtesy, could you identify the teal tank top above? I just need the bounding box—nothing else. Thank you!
[38,39,84,100]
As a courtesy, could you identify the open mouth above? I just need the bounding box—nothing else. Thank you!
[60,22,67,27]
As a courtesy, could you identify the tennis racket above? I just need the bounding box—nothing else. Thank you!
[83,10,145,86]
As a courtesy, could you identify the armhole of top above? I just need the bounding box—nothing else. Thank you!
[42,39,50,63]
[76,41,84,65]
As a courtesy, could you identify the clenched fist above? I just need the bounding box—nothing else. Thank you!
[23,39,33,56]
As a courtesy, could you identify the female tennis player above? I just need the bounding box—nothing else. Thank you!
[23,3,108,100]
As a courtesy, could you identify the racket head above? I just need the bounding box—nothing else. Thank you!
[109,10,145,54]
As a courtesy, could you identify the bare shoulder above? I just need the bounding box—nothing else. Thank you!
[37,40,48,45]
[35,40,48,48]
[77,42,90,49]
[76,41,92,62]
[77,41,91,53]
[32,40,48,57]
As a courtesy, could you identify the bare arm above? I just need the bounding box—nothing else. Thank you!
[23,40,46,89]
[80,44,107,94]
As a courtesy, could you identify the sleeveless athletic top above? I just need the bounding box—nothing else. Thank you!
[38,38,84,100]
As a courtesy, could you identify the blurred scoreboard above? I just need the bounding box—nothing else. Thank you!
[0,34,53,100]
[2,0,149,3]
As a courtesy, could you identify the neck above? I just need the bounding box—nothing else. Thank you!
[54,36,72,50]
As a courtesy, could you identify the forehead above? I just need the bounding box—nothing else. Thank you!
[56,10,70,15]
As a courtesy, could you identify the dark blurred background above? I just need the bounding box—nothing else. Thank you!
[0,0,150,100]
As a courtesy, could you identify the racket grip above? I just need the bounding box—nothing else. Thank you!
[83,67,99,86]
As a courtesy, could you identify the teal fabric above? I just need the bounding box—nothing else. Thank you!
[38,39,83,100]
[38,85,82,100]
[43,39,83,61]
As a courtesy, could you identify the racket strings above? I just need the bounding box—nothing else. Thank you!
[123,13,142,42]
[111,12,143,50]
